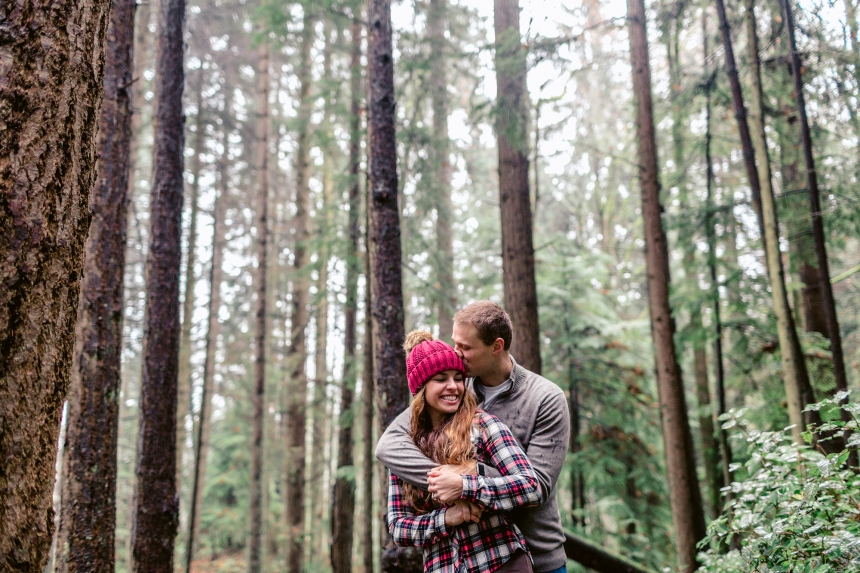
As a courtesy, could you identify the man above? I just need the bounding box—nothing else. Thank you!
[376,301,570,573]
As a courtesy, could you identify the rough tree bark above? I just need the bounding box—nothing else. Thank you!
[247,41,269,573]
[177,76,206,490]
[0,2,110,570]
[627,0,707,569]
[284,10,315,572]
[429,0,456,340]
[368,1,420,571]
[718,0,817,441]
[52,1,135,570]
[331,15,363,573]
[130,0,186,570]
[184,62,232,573]
[494,0,542,373]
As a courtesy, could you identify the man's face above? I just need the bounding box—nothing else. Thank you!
[452,322,499,378]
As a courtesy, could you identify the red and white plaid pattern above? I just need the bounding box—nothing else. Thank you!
[387,412,542,573]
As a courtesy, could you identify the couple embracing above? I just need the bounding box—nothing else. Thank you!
[376,301,571,573]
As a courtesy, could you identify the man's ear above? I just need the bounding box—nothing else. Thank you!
[492,338,504,354]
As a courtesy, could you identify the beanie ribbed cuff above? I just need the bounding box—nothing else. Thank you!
[406,340,465,395]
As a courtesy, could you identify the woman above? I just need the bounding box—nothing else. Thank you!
[387,330,542,573]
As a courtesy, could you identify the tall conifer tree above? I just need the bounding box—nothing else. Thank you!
[494,0,542,373]
[131,0,187,570]
[627,0,707,568]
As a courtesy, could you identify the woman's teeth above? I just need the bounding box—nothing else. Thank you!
[440,395,459,403]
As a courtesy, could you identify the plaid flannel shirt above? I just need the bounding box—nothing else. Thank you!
[387,412,542,573]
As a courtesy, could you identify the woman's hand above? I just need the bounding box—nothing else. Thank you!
[428,462,476,504]
[443,500,483,527]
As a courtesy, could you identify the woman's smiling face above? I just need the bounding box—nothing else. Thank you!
[424,369,466,424]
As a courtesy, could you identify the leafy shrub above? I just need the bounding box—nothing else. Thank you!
[697,393,860,573]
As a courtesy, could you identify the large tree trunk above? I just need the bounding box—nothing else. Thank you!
[130,0,186,570]
[248,41,270,573]
[367,1,419,571]
[0,2,110,569]
[781,0,850,397]
[331,16,363,573]
[627,0,706,569]
[177,76,206,492]
[429,0,456,340]
[284,11,315,572]
[493,0,542,373]
[184,63,232,573]
[720,0,817,441]
[52,1,135,570]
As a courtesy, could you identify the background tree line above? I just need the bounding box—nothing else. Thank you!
[1,0,859,571]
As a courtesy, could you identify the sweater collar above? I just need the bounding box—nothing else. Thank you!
[471,355,523,400]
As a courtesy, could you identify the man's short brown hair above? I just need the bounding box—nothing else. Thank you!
[453,301,512,350]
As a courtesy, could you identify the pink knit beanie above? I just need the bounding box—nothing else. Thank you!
[404,330,465,395]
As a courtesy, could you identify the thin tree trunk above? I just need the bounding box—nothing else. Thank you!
[0,1,110,569]
[177,76,206,492]
[331,16,362,573]
[703,10,733,502]
[129,0,153,204]
[361,270,375,573]
[778,87,826,336]
[311,28,336,557]
[627,0,707,569]
[429,0,456,340]
[781,0,849,394]
[119,4,153,564]
[663,11,722,519]
[567,359,585,528]
[248,41,270,573]
[130,0,186,569]
[284,10,315,572]
[184,66,232,573]
[52,1,135,570]
[310,167,331,559]
[781,0,855,463]
[494,0,542,373]
[721,0,817,441]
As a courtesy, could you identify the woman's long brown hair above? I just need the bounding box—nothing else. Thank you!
[402,383,478,514]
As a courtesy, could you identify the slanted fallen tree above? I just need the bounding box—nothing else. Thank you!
[564,530,658,573]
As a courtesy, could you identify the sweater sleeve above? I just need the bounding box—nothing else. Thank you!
[387,473,449,548]
[460,414,543,510]
[376,407,435,489]
[523,387,571,503]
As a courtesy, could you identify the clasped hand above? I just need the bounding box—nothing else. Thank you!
[427,461,477,505]
[443,500,483,527]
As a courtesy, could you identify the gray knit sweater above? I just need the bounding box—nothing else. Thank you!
[375,357,570,573]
